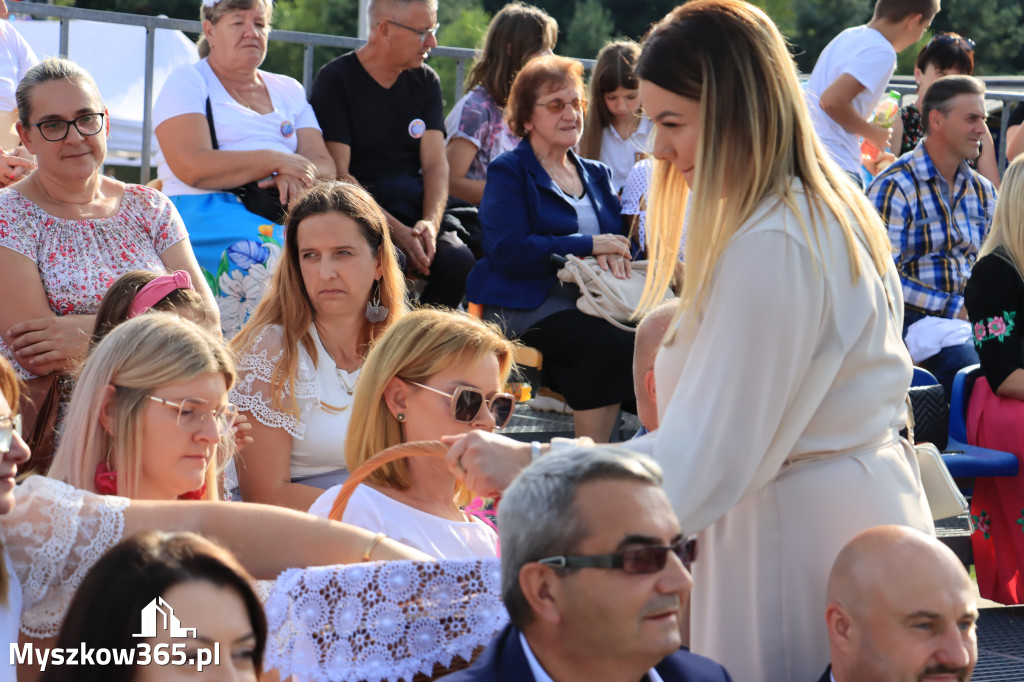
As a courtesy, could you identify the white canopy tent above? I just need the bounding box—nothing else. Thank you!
[12,16,198,164]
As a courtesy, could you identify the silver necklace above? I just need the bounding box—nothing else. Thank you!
[541,158,581,197]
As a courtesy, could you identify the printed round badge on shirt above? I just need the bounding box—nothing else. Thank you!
[280,120,295,138]
[408,119,426,139]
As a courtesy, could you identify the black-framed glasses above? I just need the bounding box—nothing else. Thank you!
[0,415,22,454]
[403,380,516,428]
[927,32,975,53]
[29,112,106,142]
[148,396,238,436]
[384,19,439,43]
[535,97,586,115]
[538,537,698,574]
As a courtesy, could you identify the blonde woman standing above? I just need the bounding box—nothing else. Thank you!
[633,2,933,679]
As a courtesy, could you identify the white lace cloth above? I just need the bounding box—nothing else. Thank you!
[231,324,355,479]
[264,558,507,682]
[1,476,129,637]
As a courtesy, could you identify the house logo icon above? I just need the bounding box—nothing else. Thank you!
[132,597,196,639]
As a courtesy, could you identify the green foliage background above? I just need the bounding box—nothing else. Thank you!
[60,0,1024,99]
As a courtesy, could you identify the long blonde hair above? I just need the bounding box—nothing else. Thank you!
[978,157,1024,277]
[344,309,514,504]
[635,0,892,339]
[49,314,234,501]
[231,181,407,416]
[0,356,19,605]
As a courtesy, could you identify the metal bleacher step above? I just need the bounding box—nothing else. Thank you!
[935,513,973,568]
[499,404,642,444]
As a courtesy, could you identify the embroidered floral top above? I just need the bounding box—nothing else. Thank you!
[964,248,1024,392]
[0,184,188,378]
[444,86,520,183]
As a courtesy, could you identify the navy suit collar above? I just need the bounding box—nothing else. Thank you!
[513,138,587,196]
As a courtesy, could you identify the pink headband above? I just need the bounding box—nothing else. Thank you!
[127,271,195,318]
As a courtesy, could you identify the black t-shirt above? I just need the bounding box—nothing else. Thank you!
[310,51,445,187]
[964,247,1024,392]
[1010,102,1024,128]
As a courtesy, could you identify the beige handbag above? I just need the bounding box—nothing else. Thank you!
[556,255,675,332]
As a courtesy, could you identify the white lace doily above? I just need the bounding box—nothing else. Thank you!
[264,558,507,682]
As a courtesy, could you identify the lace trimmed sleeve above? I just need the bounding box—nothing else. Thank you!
[264,558,508,682]
[1,476,130,638]
[230,325,319,439]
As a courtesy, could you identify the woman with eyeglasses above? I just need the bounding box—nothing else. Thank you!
[0,58,217,447]
[891,31,999,186]
[47,313,236,501]
[0,353,430,680]
[154,0,336,338]
[307,309,515,559]
[465,54,636,443]
[229,181,406,510]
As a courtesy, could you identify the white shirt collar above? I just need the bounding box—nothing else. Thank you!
[518,632,664,682]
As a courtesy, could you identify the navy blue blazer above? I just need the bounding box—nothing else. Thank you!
[465,139,623,310]
[443,624,733,682]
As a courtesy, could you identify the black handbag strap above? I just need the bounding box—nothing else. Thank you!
[205,96,220,150]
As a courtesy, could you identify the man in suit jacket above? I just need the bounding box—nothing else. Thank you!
[818,525,978,682]
[444,446,732,682]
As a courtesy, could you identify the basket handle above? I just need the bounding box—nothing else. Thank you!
[328,440,450,521]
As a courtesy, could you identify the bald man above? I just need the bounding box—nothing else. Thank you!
[820,525,978,682]
[632,302,677,435]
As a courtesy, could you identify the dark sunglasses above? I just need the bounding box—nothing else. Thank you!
[535,97,586,115]
[404,380,517,428]
[538,537,698,575]
[927,32,975,53]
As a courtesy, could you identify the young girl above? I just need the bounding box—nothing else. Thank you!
[91,269,207,346]
[578,41,652,194]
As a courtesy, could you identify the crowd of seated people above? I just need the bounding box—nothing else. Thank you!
[0,0,1017,678]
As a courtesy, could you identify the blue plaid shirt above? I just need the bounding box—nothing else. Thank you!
[867,142,997,319]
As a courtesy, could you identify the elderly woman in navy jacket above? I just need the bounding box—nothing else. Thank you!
[466,55,635,442]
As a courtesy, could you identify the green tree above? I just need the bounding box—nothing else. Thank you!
[564,0,615,60]
[434,0,490,115]
[262,0,360,82]
[789,0,871,73]
[930,0,1024,75]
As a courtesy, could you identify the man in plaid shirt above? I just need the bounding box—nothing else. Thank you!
[868,75,996,396]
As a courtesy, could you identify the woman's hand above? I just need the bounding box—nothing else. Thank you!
[591,233,633,280]
[232,413,254,454]
[0,148,35,188]
[271,151,317,186]
[591,233,632,257]
[8,315,94,375]
[596,253,632,280]
[258,172,307,206]
[442,431,531,498]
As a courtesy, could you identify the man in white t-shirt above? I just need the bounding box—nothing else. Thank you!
[805,0,940,184]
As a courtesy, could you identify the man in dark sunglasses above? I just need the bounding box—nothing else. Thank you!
[442,446,732,682]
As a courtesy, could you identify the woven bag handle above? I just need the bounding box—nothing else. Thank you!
[328,440,450,521]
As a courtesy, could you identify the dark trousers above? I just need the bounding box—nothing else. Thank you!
[904,309,979,400]
[368,174,475,309]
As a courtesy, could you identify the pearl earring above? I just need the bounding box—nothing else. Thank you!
[397,413,405,422]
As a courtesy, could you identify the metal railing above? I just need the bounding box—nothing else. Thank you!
[8,3,1023,181]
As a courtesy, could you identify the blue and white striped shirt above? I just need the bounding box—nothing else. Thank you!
[867,142,997,319]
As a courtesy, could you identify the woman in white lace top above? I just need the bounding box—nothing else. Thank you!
[308,309,515,559]
[47,314,235,501]
[0,355,428,676]
[230,182,406,511]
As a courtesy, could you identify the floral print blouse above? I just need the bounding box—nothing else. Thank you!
[0,184,187,377]
[964,248,1024,392]
[445,86,520,183]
